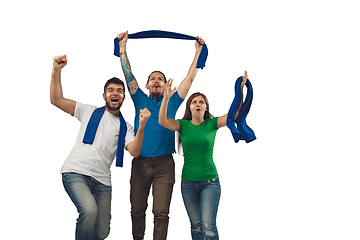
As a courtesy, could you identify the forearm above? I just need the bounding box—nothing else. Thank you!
[235,89,244,119]
[119,48,139,95]
[177,50,201,99]
[50,68,64,104]
[186,50,201,81]
[159,97,170,127]
[128,124,145,157]
[50,67,76,115]
[159,97,180,131]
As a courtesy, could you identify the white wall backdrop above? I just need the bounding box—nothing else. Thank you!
[1,0,359,239]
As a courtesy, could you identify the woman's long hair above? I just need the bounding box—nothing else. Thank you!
[177,92,214,155]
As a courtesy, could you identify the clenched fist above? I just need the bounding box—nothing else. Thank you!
[139,108,151,126]
[53,55,67,70]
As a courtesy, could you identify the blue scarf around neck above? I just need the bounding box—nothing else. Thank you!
[83,106,127,167]
[114,30,208,69]
[226,77,256,143]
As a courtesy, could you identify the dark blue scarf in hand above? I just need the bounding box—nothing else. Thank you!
[114,30,208,69]
[83,106,127,167]
[226,77,256,143]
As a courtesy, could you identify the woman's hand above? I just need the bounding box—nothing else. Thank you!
[164,78,177,99]
[241,71,248,90]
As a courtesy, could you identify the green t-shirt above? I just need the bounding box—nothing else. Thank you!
[178,117,219,181]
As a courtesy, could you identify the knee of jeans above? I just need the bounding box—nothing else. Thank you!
[203,223,217,238]
[191,226,201,234]
[153,212,169,221]
[191,220,201,234]
[97,227,110,239]
[80,205,97,222]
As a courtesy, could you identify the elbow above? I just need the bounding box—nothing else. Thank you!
[158,117,165,127]
[127,145,141,158]
[130,150,140,158]
[159,118,168,128]
[50,96,57,106]
[159,118,164,126]
[50,93,61,107]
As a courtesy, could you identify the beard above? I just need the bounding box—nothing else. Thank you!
[105,100,122,111]
[150,88,164,99]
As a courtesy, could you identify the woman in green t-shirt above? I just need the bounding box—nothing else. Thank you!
[159,72,247,240]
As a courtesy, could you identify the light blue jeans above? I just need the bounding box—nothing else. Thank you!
[62,172,112,240]
[181,178,221,240]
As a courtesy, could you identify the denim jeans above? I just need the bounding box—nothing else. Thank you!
[181,178,221,240]
[62,172,112,240]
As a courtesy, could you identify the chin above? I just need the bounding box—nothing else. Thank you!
[106,103,121,111]
[151,91,163,98]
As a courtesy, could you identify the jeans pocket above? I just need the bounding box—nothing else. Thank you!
[62,172,71,179]
[208,177,220,186]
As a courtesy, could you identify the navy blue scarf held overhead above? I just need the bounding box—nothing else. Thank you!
[83,106,127,167]
[114,30,208,69]
[226,76,256,143]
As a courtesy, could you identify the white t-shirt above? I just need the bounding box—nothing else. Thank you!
[60,102,135,186]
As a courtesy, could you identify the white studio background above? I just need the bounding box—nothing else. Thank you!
[1,0,359,239]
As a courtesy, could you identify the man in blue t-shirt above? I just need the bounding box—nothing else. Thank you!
[117,31,205,240]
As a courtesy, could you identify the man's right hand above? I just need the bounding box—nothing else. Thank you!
[117,31,128,49]
[53,55,67,70]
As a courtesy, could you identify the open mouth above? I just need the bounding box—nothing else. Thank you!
[111,98,119,103]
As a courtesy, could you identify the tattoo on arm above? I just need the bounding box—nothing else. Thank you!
[120,50,139,95]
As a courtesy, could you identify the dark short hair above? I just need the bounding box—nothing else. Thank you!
[147,71,167,83]
[104,77,125,92]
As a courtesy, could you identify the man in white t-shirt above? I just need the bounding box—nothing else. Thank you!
[50,55,150,240]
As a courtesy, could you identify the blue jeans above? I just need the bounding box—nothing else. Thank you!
[181,178,221,240]
[62,172,112,240]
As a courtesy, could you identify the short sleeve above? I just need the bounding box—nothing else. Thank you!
[124,122,136,148]
[177,119,186,134]
[131,87,147,106]
[73,102,96,122]
[169,91,184,111]
[209,117,219,130]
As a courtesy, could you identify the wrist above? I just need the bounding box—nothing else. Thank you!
[119,44,127,52]
[52,67,61,73]
[195,47,202,53]
[138,122,145,131]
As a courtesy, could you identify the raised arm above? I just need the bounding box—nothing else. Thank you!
[126,108,151,157]
[177,37,205,99]
[117,31,139,95]
[159,79,180,131]
[50,55,76,115]
[217,71,248,128]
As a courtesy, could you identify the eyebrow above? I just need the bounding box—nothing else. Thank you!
[151,77,163,80]
[108,87,124,91]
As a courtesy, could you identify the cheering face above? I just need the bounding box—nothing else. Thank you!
[189,95,208,118]
[146,72,165,99]
[103,83,125,111]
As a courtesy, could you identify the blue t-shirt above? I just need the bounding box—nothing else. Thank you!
[131,88,183,157]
